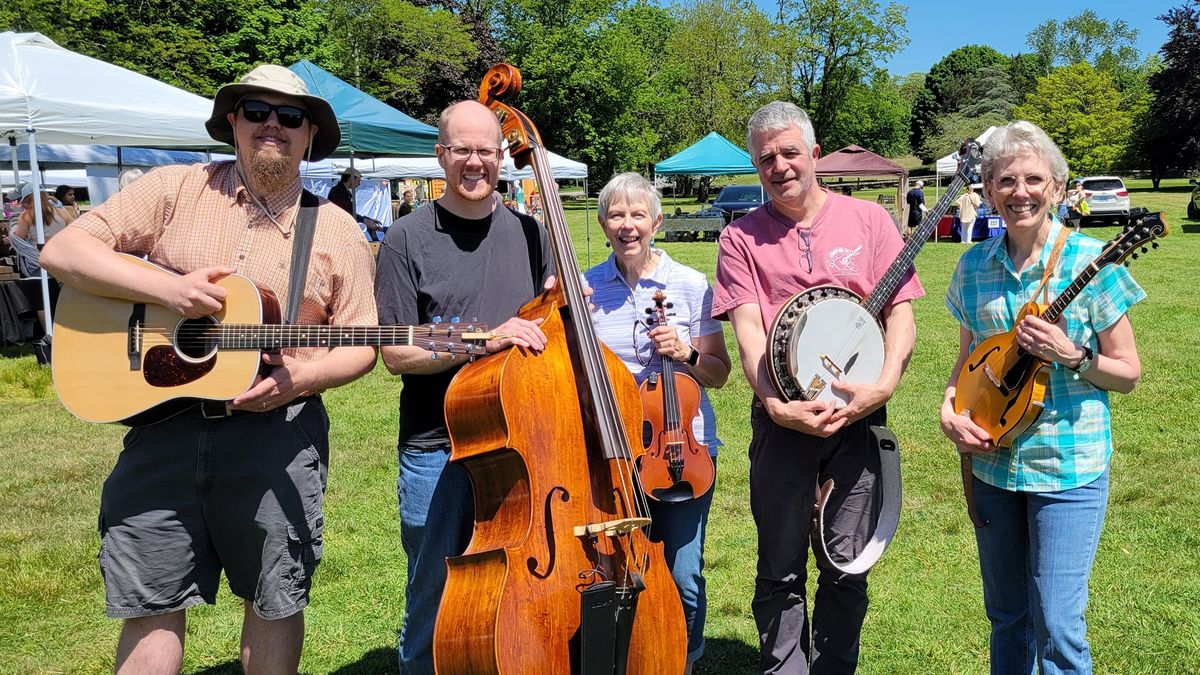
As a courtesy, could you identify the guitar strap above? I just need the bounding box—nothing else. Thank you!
[285,190,321,325]
[811,424,902,576]
[960,226,1071,528]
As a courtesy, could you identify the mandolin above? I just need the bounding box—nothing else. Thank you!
[51,253,490,425]
[953,212,1167,447]
[636,290,714,502]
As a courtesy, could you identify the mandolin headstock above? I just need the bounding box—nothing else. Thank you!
[1099,210,1169,268]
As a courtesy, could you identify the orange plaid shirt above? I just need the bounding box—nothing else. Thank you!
[71,161,378,361]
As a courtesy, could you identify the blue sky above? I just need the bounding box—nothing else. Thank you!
[754,0,1179,76]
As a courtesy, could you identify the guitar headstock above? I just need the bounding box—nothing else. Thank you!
[1098,211,1169,268]
[418,321,494,357]
[478,64,542,170]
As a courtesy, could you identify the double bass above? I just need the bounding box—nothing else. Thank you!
[637,291,714,502]
[433,64,687,674]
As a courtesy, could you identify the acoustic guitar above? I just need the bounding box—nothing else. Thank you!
[52,254,490,426]
[953,212,1167,447]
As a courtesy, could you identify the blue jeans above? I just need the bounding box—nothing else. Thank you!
[648,457,716,663]
[396,446,473,675]
[973,470,1109,675]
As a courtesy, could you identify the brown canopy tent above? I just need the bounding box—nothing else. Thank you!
[814,145,908,227]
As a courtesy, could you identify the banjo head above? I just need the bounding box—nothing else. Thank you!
[767,286,885,406]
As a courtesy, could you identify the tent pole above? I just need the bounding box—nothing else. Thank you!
[8,136,20,201]
[27,131,54,337]
[584,177,590,267]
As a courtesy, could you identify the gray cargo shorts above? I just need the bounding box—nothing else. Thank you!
[98,396,328,620]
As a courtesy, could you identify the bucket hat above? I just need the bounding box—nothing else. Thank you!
[206,64,340,161]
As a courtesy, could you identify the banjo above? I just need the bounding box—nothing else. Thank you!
[767,141,983,405]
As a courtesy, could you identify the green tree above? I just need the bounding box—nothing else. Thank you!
[910,45,1009,160]
[1136,1,1200,185]
[1008,52,1043,101]
[774,0,908,142]
[823,71,912,157]
[325,0,477,122]
[1024,10,1141,78]
[1013,62,1131,176]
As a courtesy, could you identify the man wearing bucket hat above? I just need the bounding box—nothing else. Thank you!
[41,64,378,673]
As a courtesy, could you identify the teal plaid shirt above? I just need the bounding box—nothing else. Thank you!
[946,219,1145,492]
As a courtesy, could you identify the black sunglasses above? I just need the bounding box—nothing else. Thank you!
[238,100,310,129]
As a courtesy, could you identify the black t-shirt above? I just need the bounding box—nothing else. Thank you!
[375,201,552,448]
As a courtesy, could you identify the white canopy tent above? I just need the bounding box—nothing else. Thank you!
[349,149,588,181]
[1,31,224,336]
[932,126,998,199]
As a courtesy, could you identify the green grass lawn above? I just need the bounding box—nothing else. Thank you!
[1,180,1197,673]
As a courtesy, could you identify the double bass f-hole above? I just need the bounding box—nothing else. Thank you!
[528,485,571,579]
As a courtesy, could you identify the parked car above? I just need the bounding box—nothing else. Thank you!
[711,184,767,223]
[1189,178,1199,220]
[1077,176,1131,226]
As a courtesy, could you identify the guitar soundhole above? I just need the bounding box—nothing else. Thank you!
[175,317,219,362]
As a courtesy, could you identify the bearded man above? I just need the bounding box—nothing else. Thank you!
[373,99,554,674]
[41,64,377,674]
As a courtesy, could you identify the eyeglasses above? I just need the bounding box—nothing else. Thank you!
[439,144,502,162]
[238,100,310,129]
[993,174,1052,194]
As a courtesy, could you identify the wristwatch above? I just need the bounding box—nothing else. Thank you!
[686,346,700,367]
[1070,344,1095,373]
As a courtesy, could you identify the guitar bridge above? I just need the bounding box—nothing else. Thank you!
[127,303,145,371]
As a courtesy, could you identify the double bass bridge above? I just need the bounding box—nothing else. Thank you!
[573,517,651,541]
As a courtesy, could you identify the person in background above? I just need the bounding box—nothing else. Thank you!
[905,179,927,237]
[1065,179,1087,232]
[584,172,731,675]
[40,63,378,674]
[398,189,416,218]
[941,120,1143,674]
[54,185,81,219]
[328,167,385,241]
[118,168,145,189]
[956,184,982,244]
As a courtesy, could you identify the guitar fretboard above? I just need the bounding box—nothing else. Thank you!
[204,324,474,349]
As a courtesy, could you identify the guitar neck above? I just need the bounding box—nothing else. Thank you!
[863,173,972,318]
[210,324,480,349]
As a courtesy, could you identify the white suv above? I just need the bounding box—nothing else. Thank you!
[1078,176,1131,225]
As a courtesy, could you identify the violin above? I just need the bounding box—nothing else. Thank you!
[637,291,714,502]
[432,64,686,675]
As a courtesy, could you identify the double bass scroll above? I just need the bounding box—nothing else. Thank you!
[433,63,687,675]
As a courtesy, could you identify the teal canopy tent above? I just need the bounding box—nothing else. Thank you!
[287,60,437,157]
[654,132,755,176]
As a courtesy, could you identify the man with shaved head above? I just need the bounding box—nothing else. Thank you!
[374,100,553,673]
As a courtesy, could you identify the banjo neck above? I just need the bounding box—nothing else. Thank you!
[862,142,982,318]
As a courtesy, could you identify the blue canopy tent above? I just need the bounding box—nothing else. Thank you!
[654,132,760,211]
[287,60,437,157]
[654,132,755,176]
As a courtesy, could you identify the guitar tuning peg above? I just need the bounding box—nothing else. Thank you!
[1141,247,1148,254]
[450,315,461,323]
[1152,242,1159,249]
[1131,253,1139,260]
[645,307,654,314]
[431,315,443,323]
